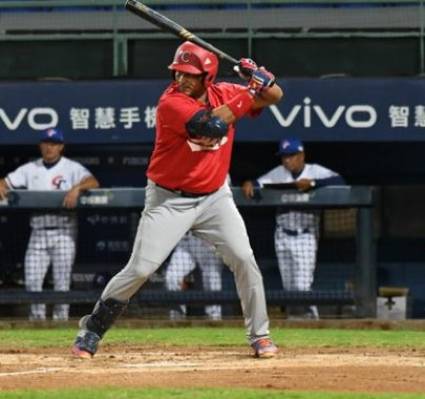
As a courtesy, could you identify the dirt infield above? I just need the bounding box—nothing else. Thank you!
[0,346,424,392]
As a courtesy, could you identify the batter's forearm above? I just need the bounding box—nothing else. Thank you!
[213,90,255,123]
[211,104,237,124]
[213,83,283,122]
[252,83,284,110]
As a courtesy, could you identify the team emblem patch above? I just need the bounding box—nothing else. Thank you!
[52,175,67,189]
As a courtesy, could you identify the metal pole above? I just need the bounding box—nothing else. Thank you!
[112,6,128,76]
[112,3,119,76]
[247,0,253,58]
[113,37,128,76]
[120,37,129,76]
[355,205,377,318]
[420,0,425,74]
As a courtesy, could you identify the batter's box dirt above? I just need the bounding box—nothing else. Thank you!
[0,346,424,392]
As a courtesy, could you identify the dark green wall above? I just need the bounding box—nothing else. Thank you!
[129,37,421,78]
[0,41,113,80]
[0,37,421,79]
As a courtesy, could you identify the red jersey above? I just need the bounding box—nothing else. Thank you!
[147,82,256,193]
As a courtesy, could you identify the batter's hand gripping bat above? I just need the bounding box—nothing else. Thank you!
[125,0,239,66]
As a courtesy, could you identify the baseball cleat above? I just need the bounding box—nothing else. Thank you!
[71,344,93,359]
[71,330,100,359]
[251,338,278,358]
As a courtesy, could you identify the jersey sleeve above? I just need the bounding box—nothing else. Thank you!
[158,93,202,137]
[312,164,341,180]
[72,162,93,185]
[5,164,30,189]
[220,83,263,118]
[256,166,282,187]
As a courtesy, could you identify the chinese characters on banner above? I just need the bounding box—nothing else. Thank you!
[70,106,157,130]
[389,106,425,128]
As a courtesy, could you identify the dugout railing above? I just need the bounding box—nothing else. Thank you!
[0,186,376,318]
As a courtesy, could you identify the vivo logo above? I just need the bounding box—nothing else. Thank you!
[0,108,58,130]
[270,97,377,128]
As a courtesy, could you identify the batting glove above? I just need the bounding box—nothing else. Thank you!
[248,67,276,96]
[233,58,258,80]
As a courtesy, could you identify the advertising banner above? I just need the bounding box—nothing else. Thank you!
[1,78,425,144]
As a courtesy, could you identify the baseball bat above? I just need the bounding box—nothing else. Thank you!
[125,0,239,65]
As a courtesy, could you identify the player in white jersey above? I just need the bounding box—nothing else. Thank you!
[165,231,223,320]
[0,128,99,321]
[242,137,345,319]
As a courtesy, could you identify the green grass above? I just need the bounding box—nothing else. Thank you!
[0,388,425,399]
[0,327,424,349]
[0,328,424,399]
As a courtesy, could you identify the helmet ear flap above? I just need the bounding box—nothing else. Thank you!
[201,72,209,87]
[203,73,213,87]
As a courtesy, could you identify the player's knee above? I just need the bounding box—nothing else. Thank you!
[227,251,262,279]
[230,250,256,268]
[131,258,160,281]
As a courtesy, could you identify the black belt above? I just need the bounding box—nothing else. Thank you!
[155,183,217,198]
[282,228,310,236]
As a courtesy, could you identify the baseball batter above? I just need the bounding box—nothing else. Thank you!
[242,137,345,319]
[72,41,283,359]
[0,129,99,321]
[165,231,223,320]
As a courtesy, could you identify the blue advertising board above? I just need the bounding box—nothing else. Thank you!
[1,78,425,144]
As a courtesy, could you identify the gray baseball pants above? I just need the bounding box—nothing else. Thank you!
[101,179,270,342]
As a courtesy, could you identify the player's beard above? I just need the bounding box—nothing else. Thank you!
[178,83,193,96]
[179,83,205,99]
[176,77,206,99]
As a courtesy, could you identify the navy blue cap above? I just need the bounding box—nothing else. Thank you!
[276,137,304,156]
[40,128,64,144]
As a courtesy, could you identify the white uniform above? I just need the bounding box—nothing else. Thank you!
[257,163,341,319]
[6,157,93,321]
[165,231,223,320]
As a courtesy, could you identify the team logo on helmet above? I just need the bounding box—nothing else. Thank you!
[180,51,191,63]
[282,140,290,149]
[46,128,57,138]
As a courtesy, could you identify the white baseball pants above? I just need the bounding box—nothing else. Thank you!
[275,225,319,319]
[25,228,76,321]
